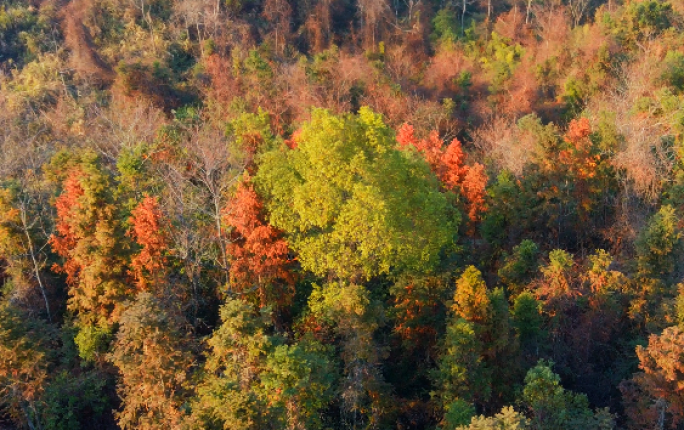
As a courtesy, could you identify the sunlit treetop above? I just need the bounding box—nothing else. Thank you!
[255,107,458,281]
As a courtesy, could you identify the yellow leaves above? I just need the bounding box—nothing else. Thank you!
[453,266,491,325]
[0,212,20,256]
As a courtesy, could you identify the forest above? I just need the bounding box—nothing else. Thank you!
[2,0,684,427]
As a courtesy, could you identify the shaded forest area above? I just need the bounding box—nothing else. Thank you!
[3,0,684,427]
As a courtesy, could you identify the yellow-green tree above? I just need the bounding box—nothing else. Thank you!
[255,107,457,281]
[188,298,271,430]
[189,298,336,430]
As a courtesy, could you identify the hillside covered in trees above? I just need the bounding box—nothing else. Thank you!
[3,0,684,428]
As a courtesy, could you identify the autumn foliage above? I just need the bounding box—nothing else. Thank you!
[49,161,128,326]
[129,195,167,292]
[628,326,684,427]
[559,117,602,220]
[50,170,84,287]
[223,179,293,308]
[397,123,488,225]
[5,0,684,427]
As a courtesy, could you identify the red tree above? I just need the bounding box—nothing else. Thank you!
[129,195,167,292]
[284,129,301,150]
[223,179,293,308]
[439,137,468,190]
[50,170,83,286]
[559,118,601,224]
[397,123,488,227]
[396,123,419,149]
[461,163,488,224]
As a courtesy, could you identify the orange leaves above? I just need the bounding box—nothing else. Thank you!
[560,117,599,180]
[129,196,167,292]
[439,138,468,189]
[224,180,293,307]
[396,123,419,149]
[398,124,443,169]
[203,54,238,104]
[285,129,301,149]
[557,118,604,224]
[461,163,488,224]
[565,117,591,150]
[49,170,84,285]
[626,326,684,426]
[440,138,489,224]
[397,123,488,226]
[0,190,21,256]
[393,283,438,346]
[418,131,444,168]
[225,180,266,236]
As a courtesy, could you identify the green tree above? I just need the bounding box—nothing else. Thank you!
[488,287,518,407]
[512,292,543,355]
[434,318,490,413]
[616,0,675,47]
[189,298,271,430]
[522,361,614,430]
[498,240,540,296]
[635,205,682,281]
[190,297,337,430]
[260,338,337,430]
[437,267,517,414]
[307,282,389,428]
[480,171,535,248]
[41,370,110,430]
[256,107,456,281]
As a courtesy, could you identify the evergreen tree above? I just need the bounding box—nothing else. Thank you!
[109,293,195,430]
[47,151,130,360]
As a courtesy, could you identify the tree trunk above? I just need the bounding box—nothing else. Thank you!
[462,0,467,36]
[19,205,51,322]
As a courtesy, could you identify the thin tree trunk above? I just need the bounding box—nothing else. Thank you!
[462,0,466,36]
[213,195,230,287]
[19,206,51,322]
